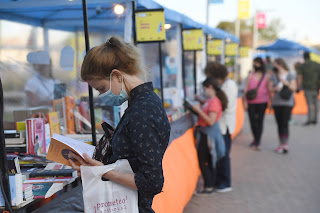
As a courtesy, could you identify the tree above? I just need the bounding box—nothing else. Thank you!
[216,18,284,41]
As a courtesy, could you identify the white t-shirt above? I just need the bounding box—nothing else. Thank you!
[24,75,60,106]
[219,79,238,135]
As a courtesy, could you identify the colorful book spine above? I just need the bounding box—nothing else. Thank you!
[29,169,75,178]
[48,112,60,137]
[64,97,76,135]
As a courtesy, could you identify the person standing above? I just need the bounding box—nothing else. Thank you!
[69,37,171,213]
[297,52,320,125]
[192,77,228,194]
[204,62,238,193]
[243,57,270,151]
[269,58,297,153]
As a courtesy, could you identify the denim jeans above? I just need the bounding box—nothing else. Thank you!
[216,129,232,187]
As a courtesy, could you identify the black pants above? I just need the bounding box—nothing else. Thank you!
[248,103,268,145]
[197,132,216,188]
[273,106,293,144]
[216,129,232,187]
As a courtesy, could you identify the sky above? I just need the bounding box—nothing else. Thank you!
[155,0,320,44]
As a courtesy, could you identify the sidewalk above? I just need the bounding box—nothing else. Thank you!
[184,114,320,213]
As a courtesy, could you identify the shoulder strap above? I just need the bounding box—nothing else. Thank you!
[255,73,265,90]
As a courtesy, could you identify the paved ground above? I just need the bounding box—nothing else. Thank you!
[184,114,320,213]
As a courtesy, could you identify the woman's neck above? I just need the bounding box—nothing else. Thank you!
[123,74,144,94]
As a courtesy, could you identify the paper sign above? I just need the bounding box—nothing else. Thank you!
[256,12,266,29]
[226,43,239,56]
[240,46,250,57]
[238,0,250,20]
[183,29,203,51]
[135,9,166,42]
[207,40,223,56]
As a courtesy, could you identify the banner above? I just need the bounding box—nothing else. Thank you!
[182,29,203,51]
[256,12,266,29]
[225,43,239,56]
[238,0,250,20]
[240,46,250,57]
[207,40,223,56]
[135,9,166,42]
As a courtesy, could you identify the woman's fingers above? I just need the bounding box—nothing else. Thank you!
[69,152,89,166]
[83,153,104,166]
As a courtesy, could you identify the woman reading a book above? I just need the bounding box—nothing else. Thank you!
[68,37,171,213]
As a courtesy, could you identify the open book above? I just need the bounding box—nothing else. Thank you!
[46,134,95,167]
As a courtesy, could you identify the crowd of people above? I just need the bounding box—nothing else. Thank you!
[191,51,320,195]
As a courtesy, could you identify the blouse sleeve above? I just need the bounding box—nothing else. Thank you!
[129,114,165,197]
[208,98,220,113]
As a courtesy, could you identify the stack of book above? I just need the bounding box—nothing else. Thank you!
[5,130,27,153]
[22,184,34,202]
[0,174,24,206]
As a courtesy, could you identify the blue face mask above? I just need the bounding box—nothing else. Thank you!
[99,74,129,106]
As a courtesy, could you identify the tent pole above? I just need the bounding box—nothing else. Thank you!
[180,25,187,103]
[193,50,197,95]
[158,42,164,102]
[81,0,96,146]
[0,78,12,212]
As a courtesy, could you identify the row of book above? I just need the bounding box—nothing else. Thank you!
[0,159,77,206]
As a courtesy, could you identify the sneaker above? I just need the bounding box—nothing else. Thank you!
[274,145,283,153]
[215,185,232,193]
[195,187,214,196]
[282,144,289,154]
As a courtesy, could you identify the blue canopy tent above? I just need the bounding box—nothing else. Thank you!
[257,38,319,71]
[257,38,319,56]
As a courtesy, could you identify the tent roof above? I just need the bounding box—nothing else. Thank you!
[0,0,238,42]
[257,39,319,54]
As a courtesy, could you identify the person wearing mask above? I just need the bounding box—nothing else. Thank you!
[265,56,274,75]
[69,37,171,213]
[204,62,238,193]
[297,52,320,125]
[269,58,296,153]
[243,57,270,151]
[24,51,60,107]
[192,77,228,194]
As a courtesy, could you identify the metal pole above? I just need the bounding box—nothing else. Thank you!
[253,11,258,53]
[0,78,12,212]
[180,25,187,101]
[158,42,164,102]
[193,50,197,95]
[132,1,137,44]
[81,0,96,146]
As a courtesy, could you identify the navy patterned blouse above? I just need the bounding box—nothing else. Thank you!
[108,82,171,213]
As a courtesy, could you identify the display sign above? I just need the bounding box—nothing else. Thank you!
[207,40,223,56]
[182,29,204,51]
[225,43,239,56]
[135,9,166,43]
[238,0,250,20]
[256,12,266,29]
[240,46,250,57]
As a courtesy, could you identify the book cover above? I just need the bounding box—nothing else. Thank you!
[32,183,53,199]
[64,97,76,135]
[29,169,76,178]
[48,111,60,136]
[26,118,45,155]
[53,99,65,135]
[0,173,23,206]
[33,118,46,156]
[46,134,95,167]
[45,123,51,153]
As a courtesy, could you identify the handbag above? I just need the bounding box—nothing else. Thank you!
[279,84,293,100]
[93,122,114,164]
[246,74,265,100]
[81,159,139,213]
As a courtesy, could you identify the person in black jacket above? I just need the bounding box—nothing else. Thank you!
[69,37,171,213]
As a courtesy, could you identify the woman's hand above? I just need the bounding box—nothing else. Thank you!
[243,99,248,110]
[68,153,104,177]
[192,105,201,113]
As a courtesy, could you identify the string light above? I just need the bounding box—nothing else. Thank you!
[114,4,124,15]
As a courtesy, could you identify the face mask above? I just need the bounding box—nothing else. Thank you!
[273,67,279,73]
[254,66,262,71]
[99,73,129,106]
